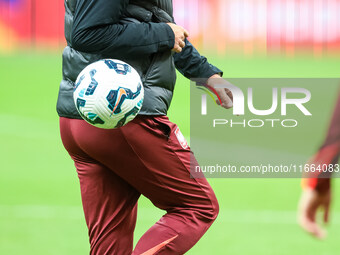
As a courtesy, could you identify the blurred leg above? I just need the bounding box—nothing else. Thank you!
[303,91,340,192]
[322,90,340,149]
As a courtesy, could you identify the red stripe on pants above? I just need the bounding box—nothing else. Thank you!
[59,116,219,254]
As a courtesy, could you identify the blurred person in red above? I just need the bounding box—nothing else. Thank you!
[298,90,340,239]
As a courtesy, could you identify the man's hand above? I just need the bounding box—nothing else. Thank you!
[206,74,233,109]
[298,188,331,239]
[167,23,189,53]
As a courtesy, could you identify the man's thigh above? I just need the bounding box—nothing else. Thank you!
[118,116,217,212]
[60,117,140,254]
[66,116,216,214]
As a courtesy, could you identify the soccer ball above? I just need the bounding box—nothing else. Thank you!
[73,59,144,129]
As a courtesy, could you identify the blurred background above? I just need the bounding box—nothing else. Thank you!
[1,0,340,254]
[2,0,340,56]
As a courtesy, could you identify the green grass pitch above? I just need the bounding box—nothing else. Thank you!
[1,52,340,254]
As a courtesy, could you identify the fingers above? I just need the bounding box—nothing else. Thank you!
[226,88,233,101]
[299,216,327,239]
[206,74,234,110]
[297,189,329,240]
[167,23,189,53]
[179,40,186,48]
[216,87,233,109]
[173,40,186,53]
[173,39,186,53]
[173,44,183,53]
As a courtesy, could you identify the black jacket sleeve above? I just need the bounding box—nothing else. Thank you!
[173,39,222,81]
[71,0,175,58]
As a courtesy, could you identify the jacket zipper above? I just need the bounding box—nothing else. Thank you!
[142,53,159,84]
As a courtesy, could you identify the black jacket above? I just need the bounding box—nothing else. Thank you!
[56,0,222,118]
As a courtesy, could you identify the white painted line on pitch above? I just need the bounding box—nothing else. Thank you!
[1,205,340,225]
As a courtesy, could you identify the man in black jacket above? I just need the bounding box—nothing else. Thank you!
[58,0,233,254]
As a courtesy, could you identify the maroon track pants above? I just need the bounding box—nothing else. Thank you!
[59,116,219,254]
